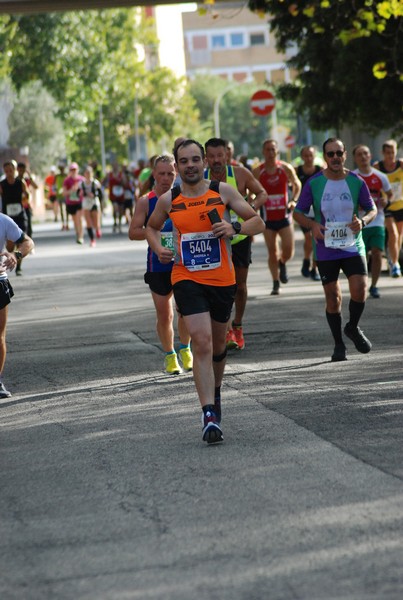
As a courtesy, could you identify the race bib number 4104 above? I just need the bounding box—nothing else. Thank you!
[181,231,221,271]
[324,221,355,248]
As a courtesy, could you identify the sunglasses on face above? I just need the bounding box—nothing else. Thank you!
[326,150,344,158]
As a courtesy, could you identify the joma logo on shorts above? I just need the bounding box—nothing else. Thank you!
[188,201,204,206]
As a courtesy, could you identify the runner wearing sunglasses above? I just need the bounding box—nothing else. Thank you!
[293,138,377,362]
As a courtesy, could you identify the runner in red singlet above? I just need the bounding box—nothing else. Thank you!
[253,139,301,295]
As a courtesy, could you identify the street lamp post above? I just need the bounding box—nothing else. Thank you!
[213,84,235,138]
[214,77,254,138]
[99,105,106,175]
[134,86,140,163]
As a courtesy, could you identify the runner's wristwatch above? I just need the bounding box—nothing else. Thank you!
[14,251,23,260]
[360,218,366,228]
[232,221,242,234]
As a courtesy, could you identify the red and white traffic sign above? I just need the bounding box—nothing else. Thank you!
[285,135,296,148]
[250,90,275,116]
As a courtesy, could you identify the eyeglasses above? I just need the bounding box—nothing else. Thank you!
[326,150,344,158]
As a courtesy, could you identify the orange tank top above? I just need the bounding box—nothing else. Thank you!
[169,181,235,286]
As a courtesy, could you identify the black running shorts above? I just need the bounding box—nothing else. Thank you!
[9,213,28,233]
[66,203,83,215]
[385,208,403,222]
[317,255,368,285]
[144,271,172,296]
[173,280,236,323]
[231,236,252,268]
[265,217,292,231]
[0,279,14,310]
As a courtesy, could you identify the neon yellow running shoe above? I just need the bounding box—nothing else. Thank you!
[165,352,182,375]
[179,347,193,371]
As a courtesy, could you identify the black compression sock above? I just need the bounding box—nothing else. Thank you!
[326,311,343,345]
[348,299,365,330]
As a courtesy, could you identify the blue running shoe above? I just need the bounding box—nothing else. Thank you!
[369,285,380,299]
[301,259,310,278]
[202,407,223,444]
[310,268,321,281]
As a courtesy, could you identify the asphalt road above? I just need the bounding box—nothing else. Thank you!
[1,219,402,600]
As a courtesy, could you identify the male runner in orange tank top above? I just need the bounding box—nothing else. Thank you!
[146,139,265,445]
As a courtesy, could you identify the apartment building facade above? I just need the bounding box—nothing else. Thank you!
[182,2,297,84]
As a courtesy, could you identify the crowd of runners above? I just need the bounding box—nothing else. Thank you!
[0,136,402,443]
[132,135,401,444]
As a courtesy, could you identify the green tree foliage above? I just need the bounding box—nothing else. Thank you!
[0,16,18,79]
[0,9,200,164]
[248,0,403,137]
[8,81,66,175]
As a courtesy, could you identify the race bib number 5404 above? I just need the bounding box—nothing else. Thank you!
[181,231,221,271]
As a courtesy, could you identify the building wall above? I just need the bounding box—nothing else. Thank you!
[182,3,296,84]
[154,4,189,78]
